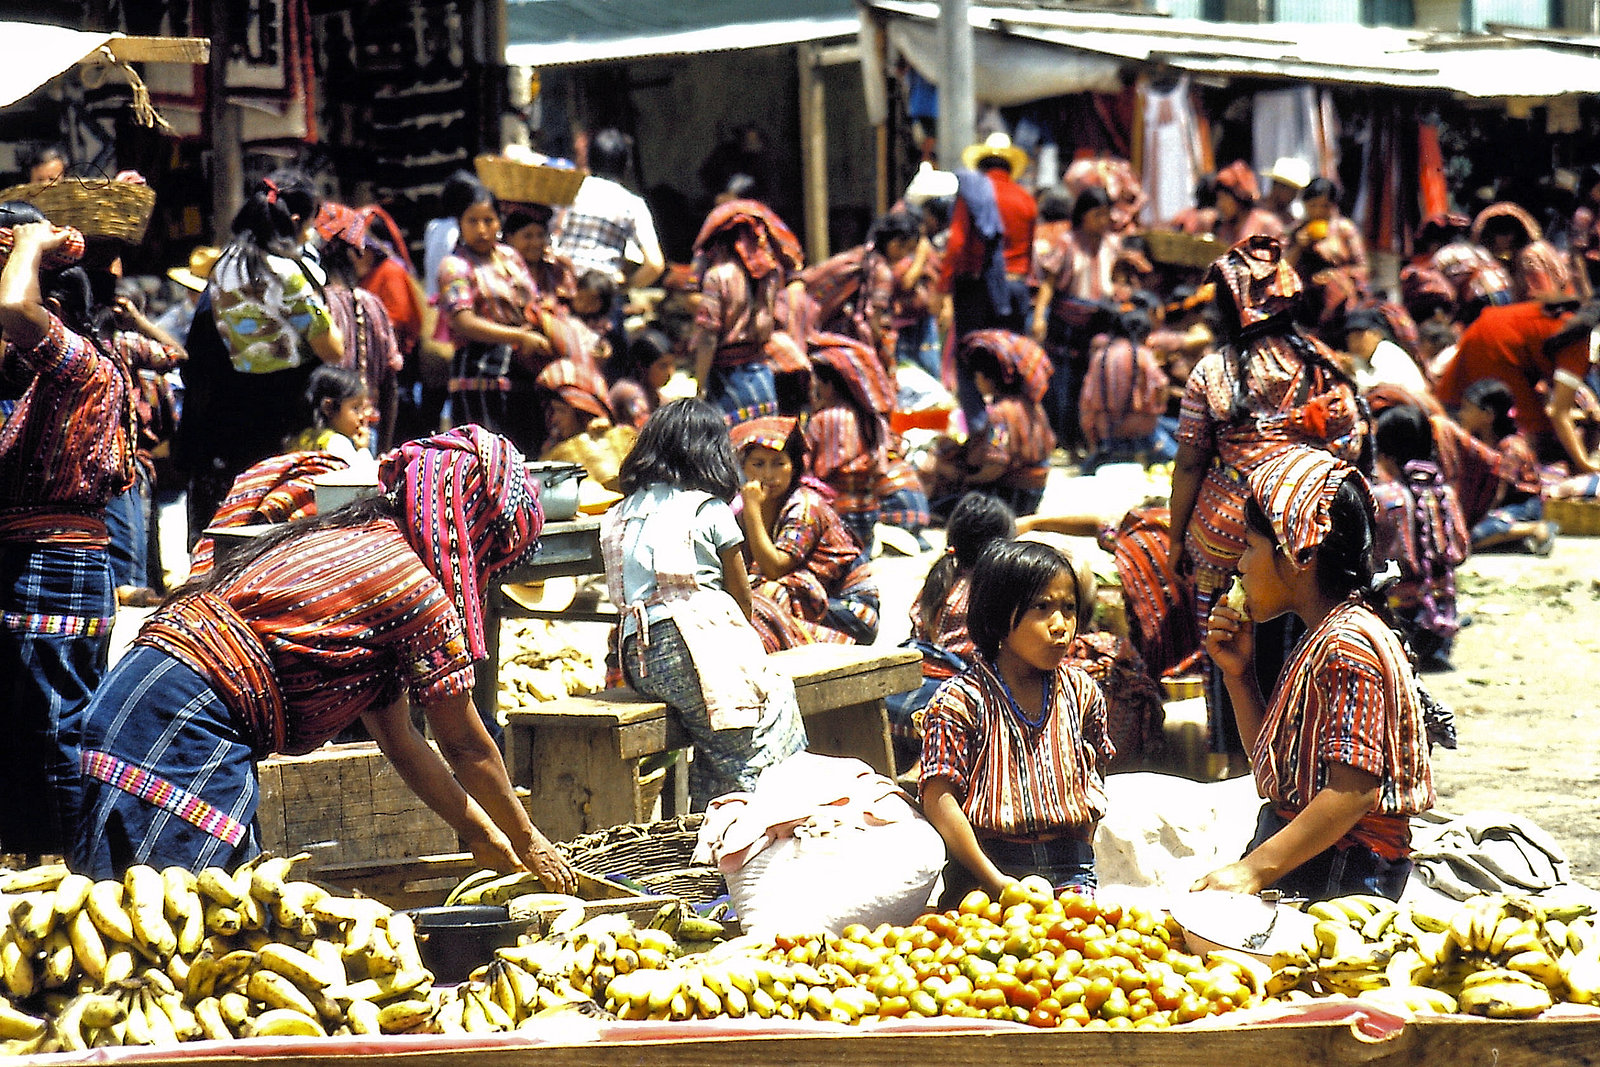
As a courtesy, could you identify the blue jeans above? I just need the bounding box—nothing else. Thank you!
[895,316,942,379]
[938,834,1096,908]
[1471,495,1542,542]
[1247,804,1410,903]
[105,468,153,589]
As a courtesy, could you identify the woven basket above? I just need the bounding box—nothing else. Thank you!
[474,155,587,207]
[0,178,156,243]
[1545,497,1600,536]
[1145,230,1224,270]
[557,814,727,907]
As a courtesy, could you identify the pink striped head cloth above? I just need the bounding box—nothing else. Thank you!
[1247,445,1373,565]
[380,425,542,659]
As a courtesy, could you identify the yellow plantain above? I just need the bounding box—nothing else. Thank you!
[104,945,137,985]
[345,997,381,1035]
[0,864,68,894]
[248,853,310,905]
[195,867,245,909]
[1,933,38,998]
[42,927,76,988]
[125,865,178,959]
[161,867,205,956]
[377,998,435,1033]
[192,996,231,1041]
[68,906,109,985]
[86,881,137,945]
[203,901,242,937]
[248,969,320,1019]
[53,873,93,923]
[0,999,47,1041]
[246,1007,325,1038]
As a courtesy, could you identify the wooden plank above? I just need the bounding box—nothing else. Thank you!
[522,718,643,843]
[792,665,921,715]
[106,35,212,64]
[768,643,921,684]
[802,700,896,776]
[56,1017,1600,1067]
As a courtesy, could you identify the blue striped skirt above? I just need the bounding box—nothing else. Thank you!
[0,543,114,856]
[73,645,259,879]
[708,362,778,426]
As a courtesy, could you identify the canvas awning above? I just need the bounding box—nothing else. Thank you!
[866,0,1600,101]
[0,22,209,111]
[505,0,859,68]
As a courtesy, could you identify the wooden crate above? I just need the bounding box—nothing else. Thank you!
[257,743,459,872]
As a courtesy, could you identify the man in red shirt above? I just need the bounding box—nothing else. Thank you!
[938,133,1037,431]
[1434,299,1599,473]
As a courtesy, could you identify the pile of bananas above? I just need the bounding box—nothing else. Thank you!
[497,619,605,710]
[0,855,441,1053]
[1269,892,1600,1019]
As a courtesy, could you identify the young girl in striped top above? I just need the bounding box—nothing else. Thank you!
[920,539,1114,904]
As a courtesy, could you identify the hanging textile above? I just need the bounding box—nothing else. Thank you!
[1139,76,1204,227]
[1251,86,1321,188]
[1417,121,1449,222]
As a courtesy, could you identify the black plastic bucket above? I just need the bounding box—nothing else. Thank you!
[408,905,524,984]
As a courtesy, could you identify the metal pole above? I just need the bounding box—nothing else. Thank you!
[937,0,974,169]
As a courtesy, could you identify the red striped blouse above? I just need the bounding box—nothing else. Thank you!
[1251,601,1434,857]
[139,519,474,755]
[0,312,136,545]
[920,659,1114,839]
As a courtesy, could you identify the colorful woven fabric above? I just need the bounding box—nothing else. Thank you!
[313,202,369,248]
[2,610,113,636]
[0,224,85,269]
[437,242,538,334]
[804,404,886,522]
[1209,235,1302,331]
[975,395,1056,492]
[1246,444,1372,564]
[379,426,542,660]
[0,311,137,547]
[1108,506,1199,680]
[920,659,1114,840]
[958,329,1052,404]
[1251,600,1435,857]
[730,415,800,456]
[691,199,803,281]
[189,451,349,575]
[810,331,894,416]
[761,485,878,632]
[536,358,611,419]
[81,748,248,847]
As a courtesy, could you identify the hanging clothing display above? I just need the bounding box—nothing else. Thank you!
[1251,85,1322,190]
[1139,76,1205,227]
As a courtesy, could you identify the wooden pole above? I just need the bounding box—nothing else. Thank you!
[936,0,974,169]
[206,0,242,245]
[797,43,829,263]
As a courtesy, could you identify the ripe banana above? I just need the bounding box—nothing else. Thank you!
[0,863,68,893]
[0,999,47,1041]
[248,969,321,1020]
[449,870,547,907]
[376,998,435,1033]
[192,996,231,1041]
[67,906,109,985]
[42,927,76,989]
[2,932,39,998]
[345,997,381,1035]
[1458,978,1553,1019]
[86,880,137,945]
[125,865,179,959]
[246,1007,325,1038]
[444,869,501,906]
[196,868,246,909]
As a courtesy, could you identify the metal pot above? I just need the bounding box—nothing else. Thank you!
[526,461,587,521]
[408,905,525,984]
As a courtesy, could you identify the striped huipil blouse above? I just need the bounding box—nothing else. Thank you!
[763,485,878,638]
[136,520,474,756]
[1251,600,1434,858]
[805,404,886,526]
[0,312,136,546]
[920,659,1114,840]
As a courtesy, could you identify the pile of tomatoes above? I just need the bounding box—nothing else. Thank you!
[764,877,1260,1031]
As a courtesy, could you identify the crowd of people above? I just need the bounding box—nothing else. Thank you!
[4,124,1599,909]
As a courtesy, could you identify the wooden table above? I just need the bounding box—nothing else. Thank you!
[505,644,921,843]
[477,516,604,714]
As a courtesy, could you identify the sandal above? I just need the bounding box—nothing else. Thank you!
[1523,522,1559,557]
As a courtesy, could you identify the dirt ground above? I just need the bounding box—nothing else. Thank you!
[1422,538,1600,889]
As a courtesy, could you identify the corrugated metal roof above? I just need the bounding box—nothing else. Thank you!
[505,0,858,67]
[866,0,1600,99]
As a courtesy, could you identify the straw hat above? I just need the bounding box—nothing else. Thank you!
[961,132,1028,180]
[167,246,221,292]
[1266,157,1312,191]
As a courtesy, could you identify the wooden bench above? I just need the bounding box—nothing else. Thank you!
[504,644,921,843]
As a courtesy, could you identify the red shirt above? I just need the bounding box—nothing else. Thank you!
[939,169,1037,290]
[358,256,422,356]
[1435,302,1587,439]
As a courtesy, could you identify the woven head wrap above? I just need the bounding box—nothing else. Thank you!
[810,332,894,415]
[957,329,1053,404]
[535,358,612,421]
[1209,235,1302,332]
[379,426,542,660]
[730,415,801,457]
[1246,445,1373,566]
[313,202,369,250]
[692,198,804,281]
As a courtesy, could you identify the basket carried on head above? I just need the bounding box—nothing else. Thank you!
[557,814,728,910]
[474,154,587,207]
[1145,230,1224,270]
[0,177,156,244]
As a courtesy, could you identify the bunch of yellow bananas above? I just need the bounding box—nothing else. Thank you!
[0,854,441,1050]
[1269,891,1599,1020]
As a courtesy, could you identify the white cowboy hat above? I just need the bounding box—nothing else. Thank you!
[1266,157,1312,191]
